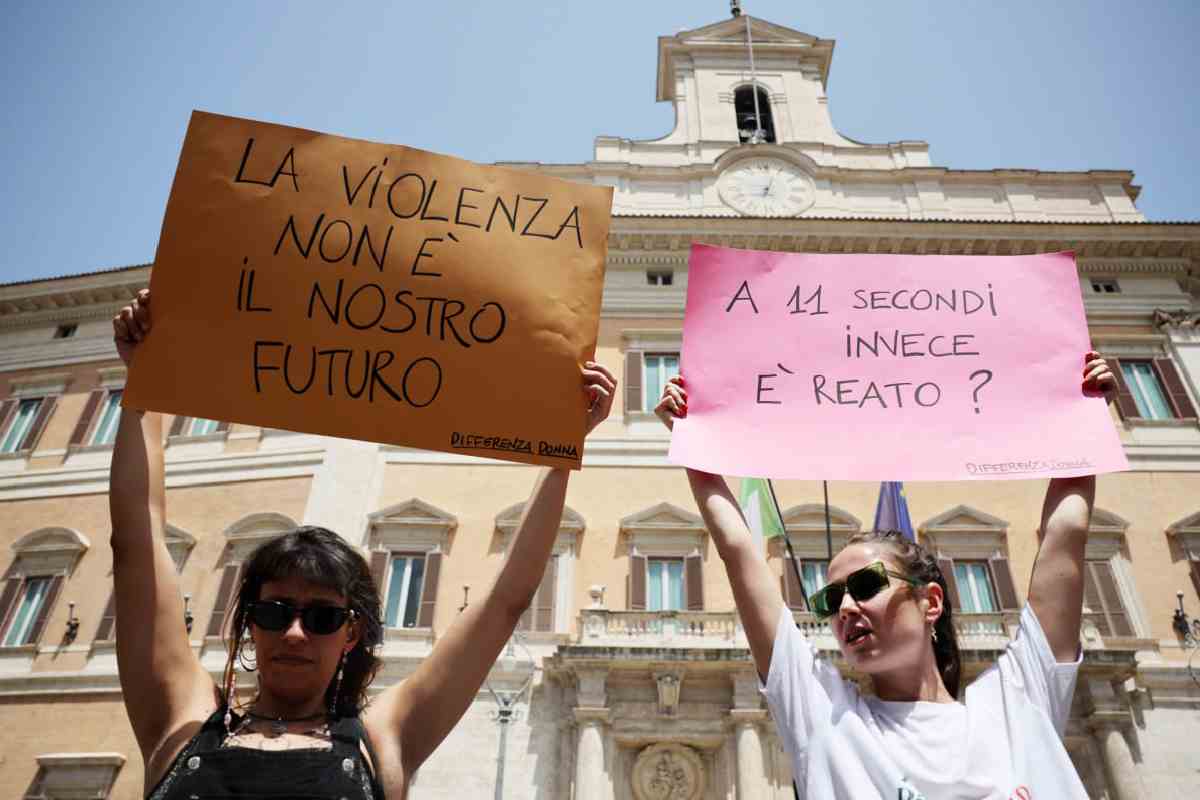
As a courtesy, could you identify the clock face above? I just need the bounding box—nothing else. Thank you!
[717,158,815,217]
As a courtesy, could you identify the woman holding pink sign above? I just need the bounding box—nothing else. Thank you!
[655,352,1115,800]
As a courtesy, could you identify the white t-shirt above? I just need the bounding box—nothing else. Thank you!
[761,604,1086,800]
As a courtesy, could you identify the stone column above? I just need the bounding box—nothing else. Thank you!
[1088,719,1145,800]
[729,709,769,799]
[729,670,769,799]
[574,708,610,800]
[573,668,610,800]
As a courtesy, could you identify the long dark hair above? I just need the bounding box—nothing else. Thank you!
[844,529,962,699]
[222,526,384,717]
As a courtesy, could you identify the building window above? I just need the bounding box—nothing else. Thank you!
[2,576,56,646]
[953,561,998,613]
[1083,560,1133,637]
[384,553,427,628]
[1,398,43,453]
[642,353,679,413]
[801,560,829,595]
[1119,361,1174,420]
[1090,279,1120,294]
[647,557,685,611]
[53,323,78,339]
[734,85,776,144]
[168,415,227,438]
[90,390,124,446]
[647,270,674,286]
[1111,357,1196,420]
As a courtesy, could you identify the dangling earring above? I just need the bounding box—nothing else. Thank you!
[931,627,939,644]
[330,650,347,718]
[223,651,237,735]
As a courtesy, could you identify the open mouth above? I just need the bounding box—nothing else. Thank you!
[845,628,873,646]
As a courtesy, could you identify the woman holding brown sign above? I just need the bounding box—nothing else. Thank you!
[655,353,1116,800]
[109,289,615,800]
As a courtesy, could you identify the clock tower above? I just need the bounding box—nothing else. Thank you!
[554,15,1141,223]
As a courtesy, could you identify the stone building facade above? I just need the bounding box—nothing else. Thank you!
[2,13,1199,800]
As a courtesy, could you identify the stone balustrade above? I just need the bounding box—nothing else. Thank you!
[576,608,1023,651]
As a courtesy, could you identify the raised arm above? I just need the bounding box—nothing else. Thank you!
[656,376,785,679]
[1026,351,1116,662]
[366,362,616,776]
[109,292,214,768]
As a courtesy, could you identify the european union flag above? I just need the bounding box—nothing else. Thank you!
[873,481,915,541]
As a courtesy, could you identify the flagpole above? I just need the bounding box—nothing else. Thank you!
[766,479,808,608]
[822,480,834,562]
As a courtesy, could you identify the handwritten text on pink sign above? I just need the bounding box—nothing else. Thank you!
[668,245,1128,481]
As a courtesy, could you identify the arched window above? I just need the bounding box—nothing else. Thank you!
[734,85,776,144]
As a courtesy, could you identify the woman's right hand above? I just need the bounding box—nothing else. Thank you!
[112,289,151,367]
[653,375,687,431]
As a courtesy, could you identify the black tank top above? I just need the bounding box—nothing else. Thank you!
[147,708,385,800]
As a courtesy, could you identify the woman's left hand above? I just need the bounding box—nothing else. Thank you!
[582,361,617,435]
[1083,350,1117,404]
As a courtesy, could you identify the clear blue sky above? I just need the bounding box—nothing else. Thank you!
[2,1,1197,284]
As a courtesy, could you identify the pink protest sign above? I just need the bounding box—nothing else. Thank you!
[668,244,1129,481]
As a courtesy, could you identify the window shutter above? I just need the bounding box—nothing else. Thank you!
[206,564,242,637]
[0,577,20,634]
[781,553,806,610]
[216,419,231,433]
[0,399,16,439]
[988,556,1020,611]
[1091,561,1133,637]
[95,592,118,641]
[629,554,647,610]
[624,351,643,414]
[416,551,442,628]
[70,390,105,446]
[535,555,557,632]
[369,551,390,602]
[1082,562,1110,636]
[685,553,704,611]
[1107,359,1141,420]
[27,575,64,644]
[937,557,961,611]
[168,415,187,437]
[19,395,57,452]
[1153,358,1197,418]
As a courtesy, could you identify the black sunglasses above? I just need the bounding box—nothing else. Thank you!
[808,561,924,620]
[247,600,354,636]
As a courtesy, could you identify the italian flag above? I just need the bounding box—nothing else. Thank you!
[738,477,786,546]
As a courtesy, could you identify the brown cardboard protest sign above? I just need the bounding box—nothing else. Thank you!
[124,111,613,468]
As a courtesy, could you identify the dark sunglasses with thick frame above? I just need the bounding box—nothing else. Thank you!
[808,560,925,620]
[247,600,355,636]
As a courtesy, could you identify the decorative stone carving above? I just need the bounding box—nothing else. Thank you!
[654,671,683,716]
[632,743,705,800]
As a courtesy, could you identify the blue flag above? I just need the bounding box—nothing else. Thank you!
[873,481,915,541]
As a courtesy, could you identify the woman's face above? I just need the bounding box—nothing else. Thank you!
[250,575,360,707]
[826,543,940,676]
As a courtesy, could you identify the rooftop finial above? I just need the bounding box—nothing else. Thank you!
[730,1,742,18]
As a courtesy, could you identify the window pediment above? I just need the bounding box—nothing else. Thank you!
[495,502,584,554]
[223,512,297,563]
[779,504,860,559]
[920,505,1008,559]
[621,502,705,555]
[10,527,89,577]
[368,498,457,552]
[164,524,196,571]
[1167,509,1200,559]
[32,752,125,800]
